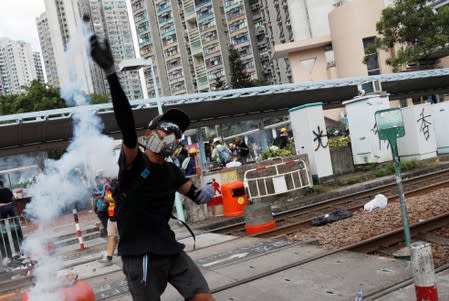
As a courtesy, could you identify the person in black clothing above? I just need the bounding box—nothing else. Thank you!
[89,30,216,301]
[0,180,16,219]
[234,136,249,164]
[273,127,289,149]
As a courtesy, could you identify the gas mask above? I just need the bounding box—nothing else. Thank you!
[142,121,183,158]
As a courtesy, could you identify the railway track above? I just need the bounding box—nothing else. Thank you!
[211,168,449,237]
[210,212,449,295]
[3,168,449,300]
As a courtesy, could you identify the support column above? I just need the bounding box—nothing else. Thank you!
[410,241,438,301]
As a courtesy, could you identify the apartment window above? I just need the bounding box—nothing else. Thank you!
[225,0,241,8]
[232,32,249,45]
[202,31,217,43]
[206,55,221,67]
[163,34,177,46]
[229,20,247,33]
[165,46,178,57]
[199,19,216,31]
[363,37,380,75]
[226,7,243,19]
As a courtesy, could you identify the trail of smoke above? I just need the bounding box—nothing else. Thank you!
[23,18,117,301]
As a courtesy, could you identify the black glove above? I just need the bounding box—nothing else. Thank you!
[89,35,115,74]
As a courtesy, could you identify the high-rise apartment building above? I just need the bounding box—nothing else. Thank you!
[130,0,297,97]
[43,0,142,99]
[131,0,287,97]
[254,0,292,83]
[89,0,143,99]
[0,38,37,96]
[44,0,107,95]
[131,0,195,97]
[36,12,59,87]
[33,52,45,84]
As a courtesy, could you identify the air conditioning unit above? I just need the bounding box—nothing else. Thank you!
[333,0,345,7]
[357,80,382,95]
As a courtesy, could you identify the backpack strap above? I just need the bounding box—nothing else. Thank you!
[170,213,196,250]
[119,153,197,249]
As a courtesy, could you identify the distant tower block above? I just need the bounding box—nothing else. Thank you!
[289,102,333,179]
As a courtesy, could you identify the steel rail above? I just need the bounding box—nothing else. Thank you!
[210,212,449,294]
[210,167,449,236]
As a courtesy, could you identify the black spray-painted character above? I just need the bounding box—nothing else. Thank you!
[417,108,431,141]
[313,125,328,151]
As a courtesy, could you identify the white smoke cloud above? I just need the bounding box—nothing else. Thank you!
[23,18,118,301]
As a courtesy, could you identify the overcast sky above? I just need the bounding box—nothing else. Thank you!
[0,0,45,52]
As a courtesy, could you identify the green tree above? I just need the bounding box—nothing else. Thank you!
[367,0,449,72]
[212,75,227,91]
[0,81,111,116]
[228,45,252,88]
[0,80,65,115]
[90,93,109,104]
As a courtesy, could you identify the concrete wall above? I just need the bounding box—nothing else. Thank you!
[288,47,336,82]
[330,146,354,175]
[288,0,336,40]
[329,0,393,77]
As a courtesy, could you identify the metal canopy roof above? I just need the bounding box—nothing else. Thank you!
[1,68,449,156]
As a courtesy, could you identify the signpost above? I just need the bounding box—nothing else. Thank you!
[375,108,411,247]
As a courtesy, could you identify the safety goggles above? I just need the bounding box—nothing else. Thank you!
[157,121,182,139]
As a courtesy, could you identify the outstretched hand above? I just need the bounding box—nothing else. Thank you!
[89,35,115,73]
[194,184,214,204]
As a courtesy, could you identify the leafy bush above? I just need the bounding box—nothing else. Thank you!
[373,166,393,177]
[400,160,425,171]
[372,160,425,177]
[328,136,351,148]
[262,147,292,160]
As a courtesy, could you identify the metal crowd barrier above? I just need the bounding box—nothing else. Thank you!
[243,158,312,201]
[0,216,24,260]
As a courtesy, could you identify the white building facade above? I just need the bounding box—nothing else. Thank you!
[36,12,60,87]
[0,38,37,95]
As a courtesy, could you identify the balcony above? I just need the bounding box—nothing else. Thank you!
[197,75,209,89]
[185,5,196,20]
[224,0,242,11]
[195,0,211,10]
[157,3,171,14]
[195,64,207,77]
[191,40,202,56]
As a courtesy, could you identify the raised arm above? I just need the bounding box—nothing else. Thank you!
[89,35,138,167]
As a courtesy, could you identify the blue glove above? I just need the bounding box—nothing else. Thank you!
[194,184,214,204]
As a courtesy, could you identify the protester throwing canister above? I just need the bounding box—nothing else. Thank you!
[88,18,216,301]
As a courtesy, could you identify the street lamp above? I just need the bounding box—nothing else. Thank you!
[118,57,162,114]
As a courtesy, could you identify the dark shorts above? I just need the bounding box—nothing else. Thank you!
[0,203,16,219]
[122,250,210,301]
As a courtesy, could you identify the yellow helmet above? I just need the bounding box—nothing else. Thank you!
[188,148,197,154]
[280,127,287,133]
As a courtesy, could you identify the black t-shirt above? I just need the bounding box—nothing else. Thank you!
[116,151,189,256]
[236,141,249,156]
[0,188,13,203]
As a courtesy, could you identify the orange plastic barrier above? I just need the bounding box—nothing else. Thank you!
[245,220,276,235]
[221,181,248,217]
